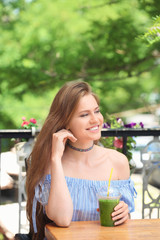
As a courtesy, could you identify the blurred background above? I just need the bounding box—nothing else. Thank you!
[0,0,160,239]
[0,0,160,132]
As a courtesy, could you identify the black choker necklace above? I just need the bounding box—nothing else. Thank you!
[67,142,94,152]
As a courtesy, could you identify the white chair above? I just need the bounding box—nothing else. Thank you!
[141,136,160,218]
[15,138,35,233]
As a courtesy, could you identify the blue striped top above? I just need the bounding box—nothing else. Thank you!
[32,175,137,233]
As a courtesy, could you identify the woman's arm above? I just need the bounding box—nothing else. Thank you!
[45,130,77,227]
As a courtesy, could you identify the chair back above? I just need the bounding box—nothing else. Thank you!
[15,138,35,232]
[141,136,160,218]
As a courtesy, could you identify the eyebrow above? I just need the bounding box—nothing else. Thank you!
[78,106,99,114]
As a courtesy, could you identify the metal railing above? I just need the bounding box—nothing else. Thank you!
[0,127,160,153]
[0,127,160,195]
[101,128,160,154]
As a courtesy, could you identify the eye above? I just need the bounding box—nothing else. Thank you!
[95,109,100,114]
[80,113,88,117]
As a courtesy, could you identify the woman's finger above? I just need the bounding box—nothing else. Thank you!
[114,201,126,211]
[112,208,129,221]
[51,129,77,160]
[111,201,129,225]
[112,204,129,217]
[114,214,129,226]
[53,129,77,143]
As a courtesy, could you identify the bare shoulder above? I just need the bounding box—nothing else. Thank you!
[96,145,130,179]
[96,144,127,163]
[110,149,130,179]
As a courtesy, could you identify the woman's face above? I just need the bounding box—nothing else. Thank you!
[67,94,104,144]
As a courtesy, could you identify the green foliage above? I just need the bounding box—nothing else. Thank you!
[141,16,160,45]
[0,0,160,128]
[100,114,142,174]
[138,0,160,16]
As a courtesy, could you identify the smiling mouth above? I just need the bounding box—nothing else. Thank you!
[87,126,99,131]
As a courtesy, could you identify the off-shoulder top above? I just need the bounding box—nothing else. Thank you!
[32,175,137,233]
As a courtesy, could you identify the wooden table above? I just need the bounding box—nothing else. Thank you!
[45,219,160,240]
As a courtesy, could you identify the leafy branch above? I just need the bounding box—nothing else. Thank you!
[141,16,160,45]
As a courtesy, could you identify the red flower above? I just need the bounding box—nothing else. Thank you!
[30,118,37,124]
[21,121,29,127]
[113,137,123,149]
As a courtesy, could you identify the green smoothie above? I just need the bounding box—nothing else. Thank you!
[99,197,120,227]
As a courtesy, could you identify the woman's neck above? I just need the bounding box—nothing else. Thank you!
[67,141,94,152]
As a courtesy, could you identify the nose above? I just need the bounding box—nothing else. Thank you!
[90,113,98,123]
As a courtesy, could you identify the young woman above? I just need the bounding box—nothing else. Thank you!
[26,81,136,239]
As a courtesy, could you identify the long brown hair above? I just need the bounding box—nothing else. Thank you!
[26,80,99,239]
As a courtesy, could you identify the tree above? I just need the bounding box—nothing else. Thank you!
[0,0,160,128]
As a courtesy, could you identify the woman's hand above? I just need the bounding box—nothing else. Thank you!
[51,129,77,161]
[111,201,129,225]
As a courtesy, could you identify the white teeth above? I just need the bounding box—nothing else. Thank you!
[89,126,98,131]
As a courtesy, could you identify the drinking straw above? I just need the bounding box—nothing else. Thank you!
[107,168,113,197]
